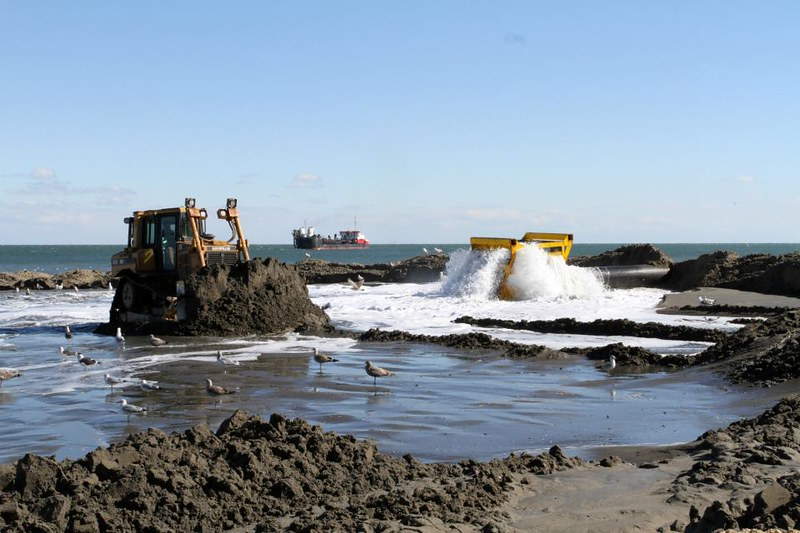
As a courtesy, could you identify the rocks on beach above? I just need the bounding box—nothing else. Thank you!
[0,269,111,291]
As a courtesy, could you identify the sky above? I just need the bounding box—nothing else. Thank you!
[1,1,799,245]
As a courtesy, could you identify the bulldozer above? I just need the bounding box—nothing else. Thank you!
[470,232,573,300]
[110,197,250,323]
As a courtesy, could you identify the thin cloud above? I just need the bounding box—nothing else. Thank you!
[290,173,322,189]
[3,168,134,204]
[464,208,525,221]
[737,176,755,184]
[504,33,526,46]
[11,167,70,194]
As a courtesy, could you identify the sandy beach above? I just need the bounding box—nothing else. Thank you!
[3,248,800,531]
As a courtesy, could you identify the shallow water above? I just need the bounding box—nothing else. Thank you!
[0,249,786,464]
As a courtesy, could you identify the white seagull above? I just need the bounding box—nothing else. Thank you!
[104,373,132,391]
[347,275,364,291]
[434,247,443,254]
[65,325,73,340]
[422,248,429,255]
[115,327,125,344]
[216,351,240,369]
[601,355,617,373]
[0,367,21,388]
[312,347,338,372]
[60,346,78,357]
[206,378,238,395]
[140,379,161,392]
[118,398,146,421]
[698,295,716,306]
[149,334,167,347]
[364,360,394,387]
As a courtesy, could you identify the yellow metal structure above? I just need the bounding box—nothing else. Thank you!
[470,232,573,300]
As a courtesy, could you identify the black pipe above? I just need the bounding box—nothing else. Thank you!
[589,265,670,289]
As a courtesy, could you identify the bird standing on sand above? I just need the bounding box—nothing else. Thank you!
[65,325,73,340]
[364,360,394,387]
[601,355,616,373]
[118,398,146,421]
[149,334,167,347]
[312,347,338,372]
[698,295,716,306]
[206,378,237,395]
[78,353,98,367]
[115,327,125,344]
[0,368,21,388]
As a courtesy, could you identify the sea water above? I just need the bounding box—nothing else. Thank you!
[0,245,794,463]
[1,242,798,274]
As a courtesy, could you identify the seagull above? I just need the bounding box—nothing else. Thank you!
[118,398,146,421]
[347,276,364,291]
[78,353,98,367]
[74,286,79,293]
[305,252,311,258]
[108,282,113,291]
[422,248,429,255]
[206,378,237,395]
[139,379,161,391]
[115,327,125,344]
[0,368,21,388]
[26,288,31,295]
[365,360,394,387]
[434,247,443,254]
[55,281,63,290]
[65,326,73,340]
[312,347,338,372]
[60,346,78,357]
[104,373,132,391]
[698,295,716,306]
[216,350,240,368]
[149,334,167,347]
[601,355,616,373]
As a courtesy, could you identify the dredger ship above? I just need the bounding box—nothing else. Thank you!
[292,224,369,250]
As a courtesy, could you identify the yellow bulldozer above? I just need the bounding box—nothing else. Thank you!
[470,232,573,300]
[110,197,250,323]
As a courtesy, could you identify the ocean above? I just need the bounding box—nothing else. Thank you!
[0,244,797,465]
[1,242,798,274]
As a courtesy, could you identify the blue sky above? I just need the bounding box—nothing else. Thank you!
[1,1,798,245]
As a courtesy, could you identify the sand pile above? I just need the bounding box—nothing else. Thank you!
[0,411,581,532]
[178,258,330,336]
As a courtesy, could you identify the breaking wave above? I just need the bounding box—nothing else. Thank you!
[441,245,605,300]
